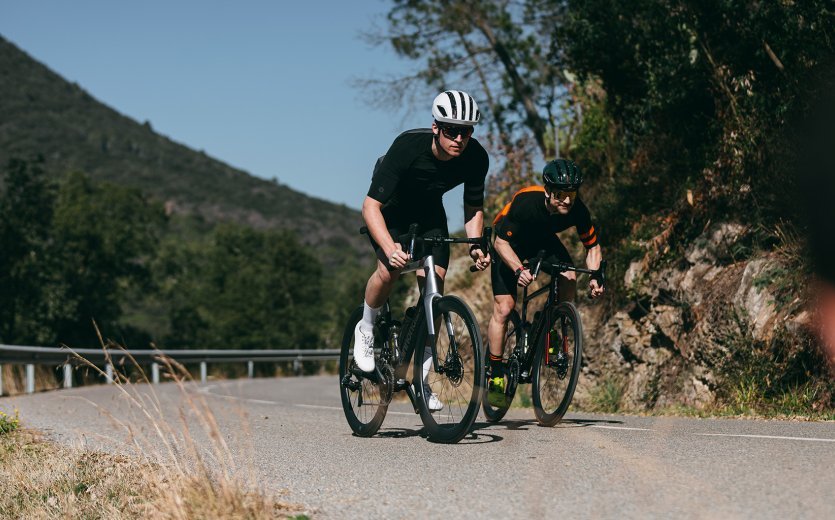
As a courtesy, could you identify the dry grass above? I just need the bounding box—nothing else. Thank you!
[0,332,309,519]
[0,429,303,519]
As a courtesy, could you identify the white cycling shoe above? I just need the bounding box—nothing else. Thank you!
[353,321,376,372]
[423,384,444,412]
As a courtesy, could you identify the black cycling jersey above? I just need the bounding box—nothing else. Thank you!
[493,186,598,261]
[491,186,599,296]
[367,129,489,230]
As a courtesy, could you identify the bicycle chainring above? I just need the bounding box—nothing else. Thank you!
[379,363,395,405]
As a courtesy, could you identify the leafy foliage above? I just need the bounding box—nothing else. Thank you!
[157,224,324,349]
[0,36,373,354]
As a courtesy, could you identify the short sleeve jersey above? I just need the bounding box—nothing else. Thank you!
[493,186,599,260]
[367,129,489,228]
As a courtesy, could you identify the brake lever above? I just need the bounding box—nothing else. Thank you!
[468,226,493,273]
[531,249,546,280]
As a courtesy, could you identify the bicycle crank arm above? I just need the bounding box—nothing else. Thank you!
[350,366,382,384]
[341,374,361,391]
[403,382,420,414]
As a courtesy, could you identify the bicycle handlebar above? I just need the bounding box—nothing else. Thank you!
[524,251,607,289]
[359,224,493,273]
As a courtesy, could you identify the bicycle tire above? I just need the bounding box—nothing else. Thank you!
[531,302,583,426]
[414,295,484,443]
[338,306,387,436]
[482,309,521,423]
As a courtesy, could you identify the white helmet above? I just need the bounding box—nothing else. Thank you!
[432,90,480,126]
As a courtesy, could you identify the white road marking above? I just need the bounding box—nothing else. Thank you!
[199,382,835,443]
[695,433,835,443]
[590,425,653,431]
[296,403,418,417]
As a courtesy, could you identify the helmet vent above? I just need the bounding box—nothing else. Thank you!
[445,91,458,119]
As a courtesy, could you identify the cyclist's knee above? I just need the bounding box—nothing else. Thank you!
[492,295,515,319]
[558,275,577,302]
[374,262,400,284]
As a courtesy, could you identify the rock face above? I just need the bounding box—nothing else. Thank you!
[430,221,813,412]
[576,222,799,411]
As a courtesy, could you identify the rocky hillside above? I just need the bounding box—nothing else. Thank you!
[0,35,365,259]
[438,222,827,415]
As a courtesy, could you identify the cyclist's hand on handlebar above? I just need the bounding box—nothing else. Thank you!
[589,278,604,298]
[386,244,410,270]
[516,267,534,287]
[469,246,491,271]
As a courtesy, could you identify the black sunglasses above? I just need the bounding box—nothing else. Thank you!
[438,124,474,139]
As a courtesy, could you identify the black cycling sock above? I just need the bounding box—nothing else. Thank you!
[489,354,504,379]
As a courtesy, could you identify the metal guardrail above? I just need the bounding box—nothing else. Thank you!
[0,344,340,396]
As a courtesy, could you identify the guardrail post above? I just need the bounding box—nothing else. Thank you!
[26,364,35,394]
[293,356,301,376]
[105,363,114,384]
[0,364,4,396]
[151,362,160,384]
[200,362,207,383]
[247,360,254,379]
[63,364,73,389]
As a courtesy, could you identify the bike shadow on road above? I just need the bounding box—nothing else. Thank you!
[369,426,505,444]
[470,416,624,432]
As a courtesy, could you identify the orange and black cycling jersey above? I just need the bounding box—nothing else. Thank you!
[493,186,598,259]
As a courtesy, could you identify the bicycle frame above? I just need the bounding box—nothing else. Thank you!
[358,223,492,381]
[513,255,606,372]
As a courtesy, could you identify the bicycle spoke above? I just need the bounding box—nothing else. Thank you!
[414,296,483,443]
[339,307,387,436]
[533,303,583,426]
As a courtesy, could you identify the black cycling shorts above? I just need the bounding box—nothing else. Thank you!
[491,240,573,296]
[369,225,451,270]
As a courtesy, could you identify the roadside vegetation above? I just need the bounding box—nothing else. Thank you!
[0,351,310,519]
[367,0,835,416]
[0,428,303,519]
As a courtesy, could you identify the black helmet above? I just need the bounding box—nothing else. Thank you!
[542,159,583,189]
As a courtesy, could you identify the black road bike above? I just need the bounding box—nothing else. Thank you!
[339,224,492,443]
[483,252,606,426]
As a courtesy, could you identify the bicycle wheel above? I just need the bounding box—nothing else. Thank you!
[532,302,583,426]
[482,309,521,423]
[339,306,387,436]
[414,295,484,443]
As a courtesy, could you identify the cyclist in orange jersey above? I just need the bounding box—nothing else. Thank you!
[486,159,604,405]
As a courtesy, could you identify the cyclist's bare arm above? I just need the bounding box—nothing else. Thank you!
[585,244,604,297]
[494,235,533,286]
[361,196,407,269]
[464,203,491,269]
[585,244,602,271]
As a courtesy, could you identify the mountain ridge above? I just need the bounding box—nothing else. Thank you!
[0,35,366,258]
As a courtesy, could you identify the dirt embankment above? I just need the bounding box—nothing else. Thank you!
[440,222,823,412]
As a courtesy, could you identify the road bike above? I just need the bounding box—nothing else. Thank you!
[483,252,606,426]
[339,224,491,443]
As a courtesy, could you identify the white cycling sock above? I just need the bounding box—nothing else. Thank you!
[422,345,433,385]
[361,301,381,329]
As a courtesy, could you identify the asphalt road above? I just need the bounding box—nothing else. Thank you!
[2,376,834,519]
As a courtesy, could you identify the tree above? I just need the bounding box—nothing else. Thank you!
[364,0,569,158]
[0,157,56,344]
[158,224,325,350]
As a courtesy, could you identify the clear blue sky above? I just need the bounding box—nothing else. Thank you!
[1,0,477,226]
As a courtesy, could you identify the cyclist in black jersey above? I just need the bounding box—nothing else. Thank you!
[486,158,604,405]
[354,90,492,410]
